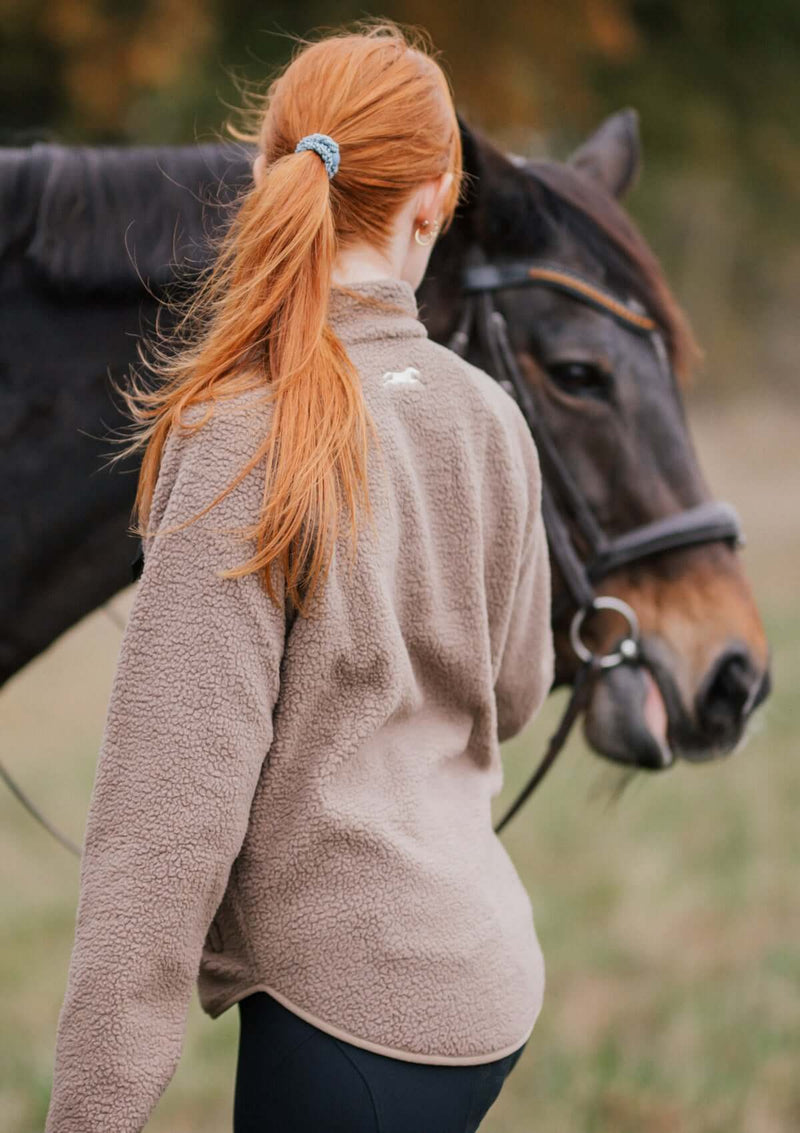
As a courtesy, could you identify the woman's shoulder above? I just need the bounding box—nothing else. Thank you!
[414,336,532,440]
[165,386,276,471]
[150,385,276,536]
[417,338,543,498]
[176,386,276,437]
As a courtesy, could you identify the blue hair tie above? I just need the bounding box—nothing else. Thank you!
[294,133,340,180]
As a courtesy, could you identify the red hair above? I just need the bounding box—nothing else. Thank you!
[112,20,462,616]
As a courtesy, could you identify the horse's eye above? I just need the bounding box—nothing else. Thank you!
[546,360,610,397]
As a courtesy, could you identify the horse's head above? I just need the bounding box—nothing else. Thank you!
[423,111,771,771]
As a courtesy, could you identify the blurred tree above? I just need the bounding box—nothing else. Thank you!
[0,0,215,142]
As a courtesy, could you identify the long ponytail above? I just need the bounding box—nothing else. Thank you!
[108,20,462,617]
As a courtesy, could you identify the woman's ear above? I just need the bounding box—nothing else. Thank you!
[413,171,455,229]
[252,153,267,188]
[434,171,455,218]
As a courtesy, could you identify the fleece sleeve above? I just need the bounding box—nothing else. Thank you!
[44,403,285,1133]
[494,421,556,744]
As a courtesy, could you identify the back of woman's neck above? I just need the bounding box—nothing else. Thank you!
[332,241,403,288]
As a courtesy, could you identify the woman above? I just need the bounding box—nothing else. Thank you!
[45,20,555,1133]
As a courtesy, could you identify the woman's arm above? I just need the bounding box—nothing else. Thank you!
[493,414,555,744]
[494,506,555,742]
[45,403,285,1133]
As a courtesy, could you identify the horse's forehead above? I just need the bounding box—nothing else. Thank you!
[504,285,638,362]
[540,223,609,278]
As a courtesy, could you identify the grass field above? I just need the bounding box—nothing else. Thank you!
[1,392,797,1133]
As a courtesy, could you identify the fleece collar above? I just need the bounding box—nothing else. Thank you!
[328,277,428,346]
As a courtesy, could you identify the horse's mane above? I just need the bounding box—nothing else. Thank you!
[7,137,698,381]
[4,140,253,294]
[524,160,699,382]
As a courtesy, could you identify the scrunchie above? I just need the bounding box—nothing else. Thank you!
[294,133,340,180]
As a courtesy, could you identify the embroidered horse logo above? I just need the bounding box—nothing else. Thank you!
[382,366,423,387]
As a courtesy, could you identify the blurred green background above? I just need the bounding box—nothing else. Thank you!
[1,3,798,1132]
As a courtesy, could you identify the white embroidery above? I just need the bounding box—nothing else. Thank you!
[382,367,423,387]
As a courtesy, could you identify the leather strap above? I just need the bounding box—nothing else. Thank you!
[463,261,658,334]
[493,657,604,834]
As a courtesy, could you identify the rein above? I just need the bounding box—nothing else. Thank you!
[448,252,746,835]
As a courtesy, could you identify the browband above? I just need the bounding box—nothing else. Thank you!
[461,262,657,335]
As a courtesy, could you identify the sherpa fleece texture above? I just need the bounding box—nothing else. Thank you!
[45,277,555,1133]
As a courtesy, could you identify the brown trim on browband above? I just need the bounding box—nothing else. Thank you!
[526,267,657,332]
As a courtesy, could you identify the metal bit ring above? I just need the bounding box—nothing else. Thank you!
[569,596,640,669]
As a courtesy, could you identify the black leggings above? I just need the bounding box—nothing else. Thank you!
[233,990,528,1132]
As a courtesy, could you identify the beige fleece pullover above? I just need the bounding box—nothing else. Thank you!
[45,277,555,1132]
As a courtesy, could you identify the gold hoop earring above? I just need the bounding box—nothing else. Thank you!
[414,219,440,247]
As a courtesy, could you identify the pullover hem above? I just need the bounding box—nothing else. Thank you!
[216,981,536,1065]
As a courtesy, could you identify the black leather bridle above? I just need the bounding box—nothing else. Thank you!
[448,252,746,834]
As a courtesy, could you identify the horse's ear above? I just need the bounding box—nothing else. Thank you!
[568,108,641,199]
[452,112,495,233]
[452,112,549,251]
[455,111,521,209]
[456,112,483,188]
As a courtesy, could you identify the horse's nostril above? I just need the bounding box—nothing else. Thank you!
[695,646,763,743]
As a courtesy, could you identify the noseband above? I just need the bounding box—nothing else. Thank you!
[448,254,745,834]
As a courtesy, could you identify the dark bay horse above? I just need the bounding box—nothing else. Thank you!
[0,112,771,791]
